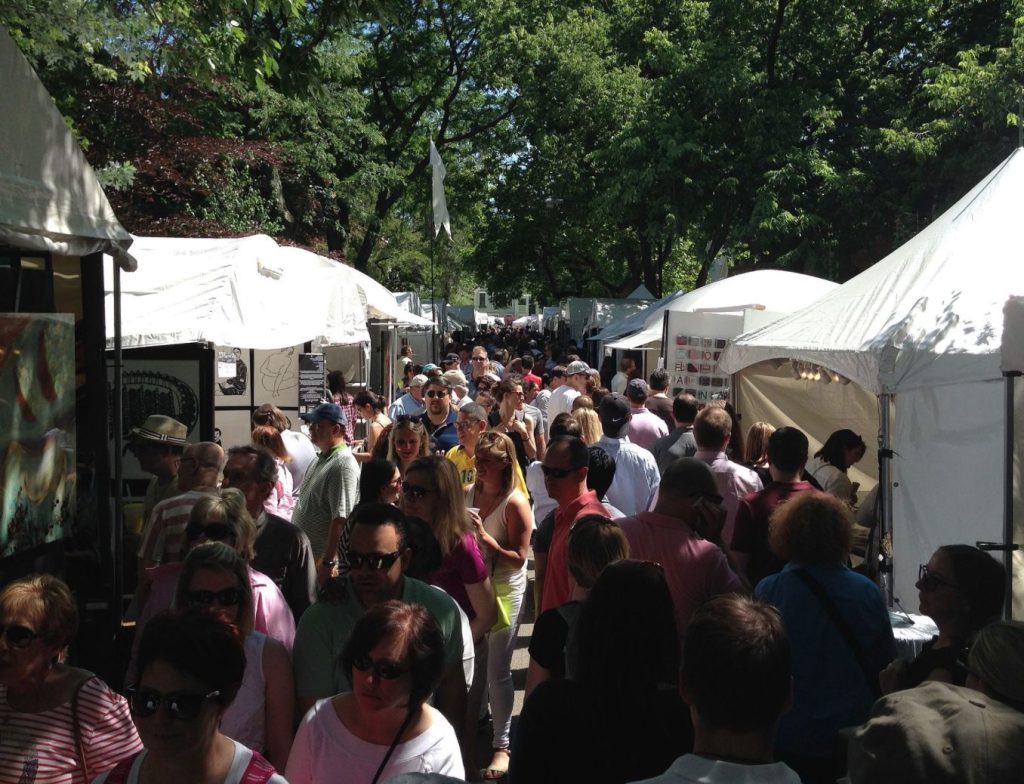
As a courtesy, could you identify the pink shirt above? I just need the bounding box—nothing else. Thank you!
[618,510,744,641]
[627,406,669,450]
[695,450,763,557]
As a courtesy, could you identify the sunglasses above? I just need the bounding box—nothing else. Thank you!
[127,687,221,720]
[351,653,406,680]
[0,623,39,649]
[425,390,449,398]
[401,481,434,499]
[186,522,236,542]
[541,464,580,479]
[917,564,960,592]
[471,357,488,362]
[185,588,242,608]
[349,551,402,571]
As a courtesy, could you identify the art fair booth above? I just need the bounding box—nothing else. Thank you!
[721,150,1024,616]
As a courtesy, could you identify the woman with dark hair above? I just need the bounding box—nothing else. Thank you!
[880,544,1006,693]
[354,389,392,458]
[487,378,537,474]
[328,370,359,443]
[100,610,286,783]
[806,429,866,504]
[0,576,142,782]
[286,601,463,782]
[755,492,894,783]
[510,560,691,784]
[359,458,403,507]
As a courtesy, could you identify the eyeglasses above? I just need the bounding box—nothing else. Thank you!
[349,551,402,571]
[402,481,434,499]
[425,390,449,398]
[471,357,487,362]
[351,653,406,680]
[186,521,236,542]
[541,464,580,479]
[0,624,39,649]
[454,421,481,430]
[127,687,221,720]
[917,564,960,592]
[185,588,242,608]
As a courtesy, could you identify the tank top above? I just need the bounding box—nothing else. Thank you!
[221,632,267,753]
[467,487,529,580]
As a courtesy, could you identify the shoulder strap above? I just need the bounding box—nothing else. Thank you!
[239,749,279,784]
[71,674,98,783]
[792,568,881,698]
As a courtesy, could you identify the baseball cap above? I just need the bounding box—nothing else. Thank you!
[599,393,630,433]
[443,353,461,366]
[422,363,439,373]
[410,374,429,388]
[300,402,346,425]
[565,360,590,376]
[129,415,188,446]
[442,369,467,387]
[626,378,649,401]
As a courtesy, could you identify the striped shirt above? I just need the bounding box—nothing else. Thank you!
[292,444,359,559]
[137,489,214,565]
[0,677,142,783]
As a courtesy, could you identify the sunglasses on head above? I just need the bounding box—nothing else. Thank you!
[351,653,406,680]
[401,481,433,499]
[0,623,39,649]
[126,687,221,720]
[425,390,449,398]
[541,464,580,479]
[917,564,960,592]
[185,588,242,608]
[186,521,236,542]
[349,551,402,571]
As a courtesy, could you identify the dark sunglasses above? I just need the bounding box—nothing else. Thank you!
[0,624,39,649]
[425,390,449,398]
[127,687,221,720]
[541,464,580,479]
[185,588,242,608]
[186,521,236,542]
[351,653,406,680]
[401,481,433,499]
[470,356,488,362]
[917,564,960,592]
[349,551,402,571]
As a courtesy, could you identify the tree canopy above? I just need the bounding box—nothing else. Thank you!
[3,0,1022,301]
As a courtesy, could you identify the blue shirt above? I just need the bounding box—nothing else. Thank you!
[420,409,460,452]
[755,562,895,757]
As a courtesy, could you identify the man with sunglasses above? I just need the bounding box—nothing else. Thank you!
[619,457,744,643]
[538,436,610,613]
[418,376,460,452]
[292,504,467,738]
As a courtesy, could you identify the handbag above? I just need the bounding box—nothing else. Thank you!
[491,579,513,633]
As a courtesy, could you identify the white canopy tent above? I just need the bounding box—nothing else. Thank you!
[0,26,135,269]
[721,150,1024,614]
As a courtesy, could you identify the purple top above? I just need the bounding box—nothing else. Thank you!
[428,532,488,619]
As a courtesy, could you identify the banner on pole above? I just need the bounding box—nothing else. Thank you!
[429,140,452,239]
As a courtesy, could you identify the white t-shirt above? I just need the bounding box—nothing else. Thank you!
[628,753,801,783]
[91,739,287,784]
[545,385,580,434]
[285,699,464,782]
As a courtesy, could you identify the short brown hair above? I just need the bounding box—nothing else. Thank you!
[694,406,732,450]
[0,575,78,647]
[769,491,853,565]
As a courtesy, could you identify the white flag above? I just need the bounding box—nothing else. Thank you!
[430,140,451,238]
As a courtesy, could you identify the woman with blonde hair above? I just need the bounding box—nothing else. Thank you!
[467,432,534,778]
[0,575,142,781]
[175,543,295,771]
[387,417,431,478]
[744,421,776,484]
[250,424,295,519]
[572,408,602,445]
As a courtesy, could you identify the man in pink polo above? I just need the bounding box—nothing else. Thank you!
[618,457,744,642]
[625,378,669,450]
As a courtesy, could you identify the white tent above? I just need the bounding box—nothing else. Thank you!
[104,235,371,349]
[0,26,134,269]
[720,149,1024,613]
[599,271,839,350]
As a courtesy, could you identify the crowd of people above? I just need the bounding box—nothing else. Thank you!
[2,328,1022,784]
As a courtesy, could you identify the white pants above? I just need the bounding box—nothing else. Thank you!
[487,563,528,750]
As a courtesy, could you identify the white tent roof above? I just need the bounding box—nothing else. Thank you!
[720,149,1024,394]
[598,270,838,349]
[626,283,655,299]
[0,26,135,269]
[104,235,373,349]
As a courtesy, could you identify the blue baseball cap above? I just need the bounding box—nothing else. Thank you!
[300,402,346,425]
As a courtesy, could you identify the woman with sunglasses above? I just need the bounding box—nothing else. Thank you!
[387,418,431,478]
[0,575,141,782]
[130,490,296,684]
[286,600,462,782]
[467,431,534,779]
[487,379,537,473]
[101,610,286,784]
[880,544,1006,694]
[174,543,295,772]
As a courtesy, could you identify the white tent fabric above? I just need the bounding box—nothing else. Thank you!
[0,26,135,269]
[720,150,1024,394]
[627,283,655,299]
[104,235,370,349]
[358,280,432,326]
[718,150,1024,613]
[598,270,838,346]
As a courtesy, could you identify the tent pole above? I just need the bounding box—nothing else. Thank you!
[112,259,125,625]
[1004,373,1018,619]
[878,393,893,606]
